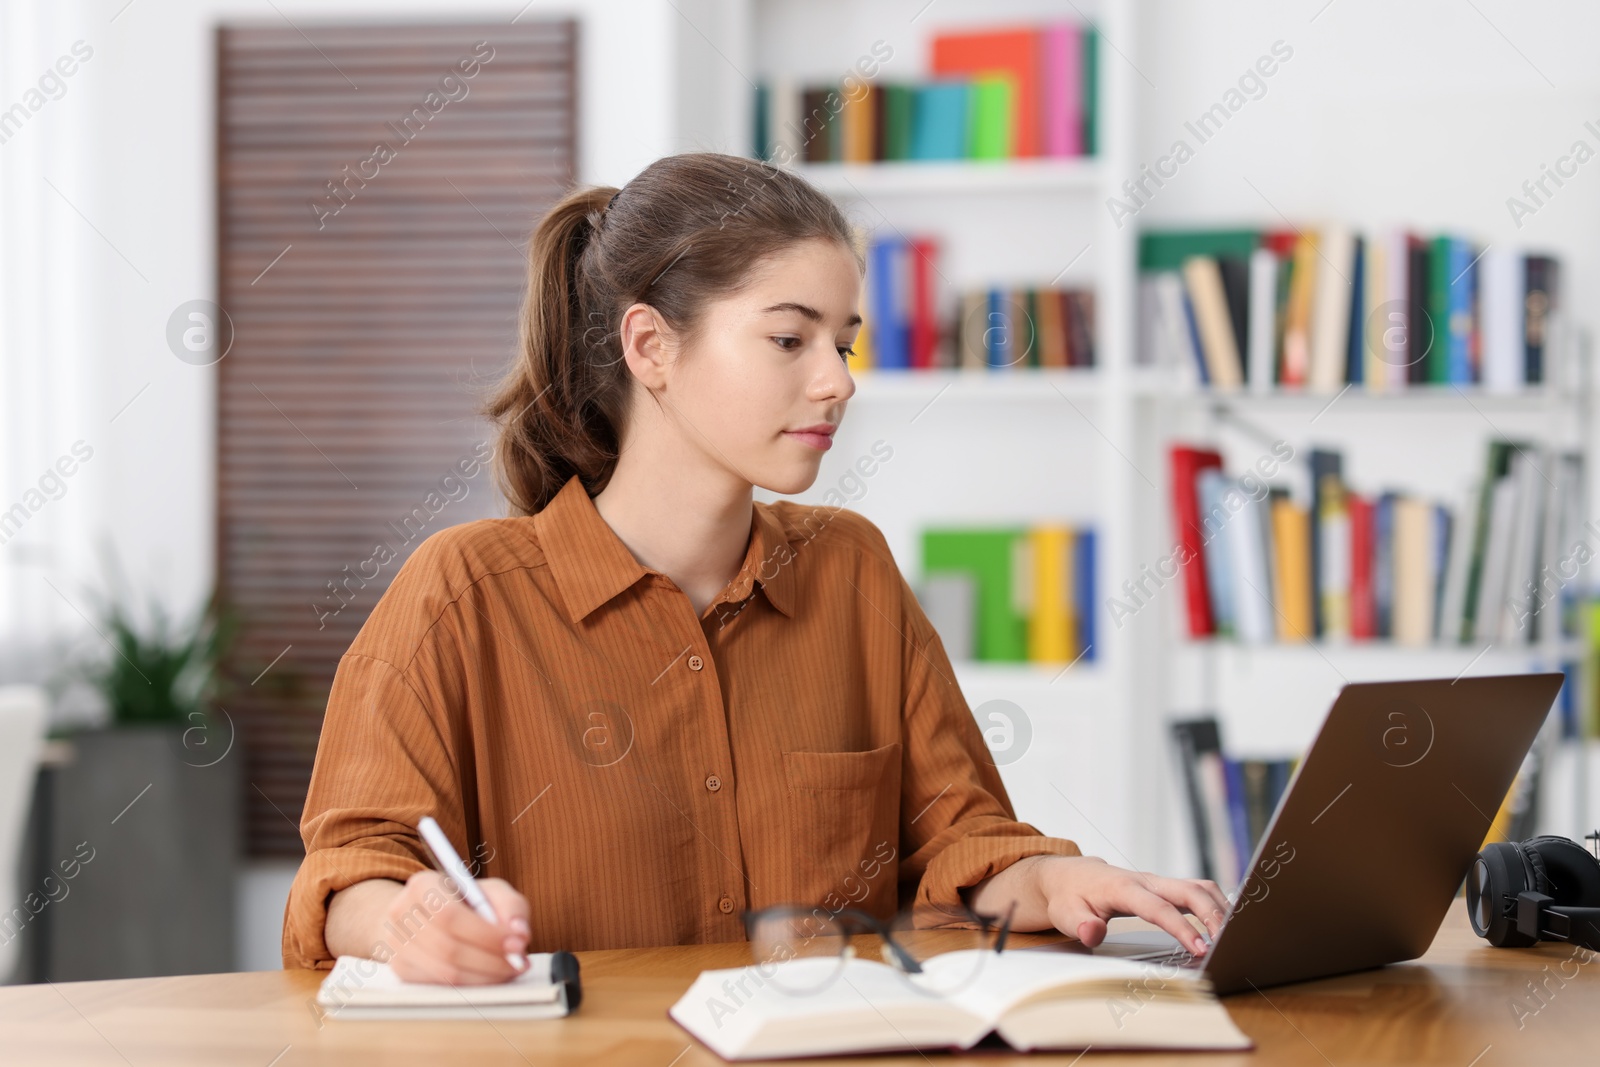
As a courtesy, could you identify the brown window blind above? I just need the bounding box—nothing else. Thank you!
[216,20,576,856]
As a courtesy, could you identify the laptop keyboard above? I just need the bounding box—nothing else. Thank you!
[1132,947,1203,969]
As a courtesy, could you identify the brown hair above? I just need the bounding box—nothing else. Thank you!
[484,152,861,515]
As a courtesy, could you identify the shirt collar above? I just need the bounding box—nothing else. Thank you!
[535,474,796,624]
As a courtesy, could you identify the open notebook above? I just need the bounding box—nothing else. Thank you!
[316,951,582,1020]
[670,950,1251,1059]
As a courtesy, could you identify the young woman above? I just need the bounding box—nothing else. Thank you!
[282,153,1227,984]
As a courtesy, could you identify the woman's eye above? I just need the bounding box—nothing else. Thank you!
[837,346,856,362]
[772,336,804,352]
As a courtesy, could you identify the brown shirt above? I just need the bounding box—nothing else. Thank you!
[282,473,1080,970]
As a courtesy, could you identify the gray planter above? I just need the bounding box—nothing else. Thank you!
[28,723,240,980]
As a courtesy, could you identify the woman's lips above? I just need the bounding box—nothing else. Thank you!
[783,430,834,451]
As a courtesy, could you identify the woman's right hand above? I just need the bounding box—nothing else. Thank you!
[382,869,532,985]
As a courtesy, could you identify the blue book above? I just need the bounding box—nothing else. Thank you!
[1222,757,1252,882]
[910,82,969,160]
[1075,528,1096,662]
[1346,236,1365,385]
[1432,505,1452,640]
[1182,288,1209,385]
[868,238,909,368]
[1196,469,1236,637]
[985,288,1008,368]
[1559,662,1578,740]
[1373,492,1397,638]
[1447,239,1474,383]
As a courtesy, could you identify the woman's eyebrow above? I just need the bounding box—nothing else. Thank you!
[761,301,863,328]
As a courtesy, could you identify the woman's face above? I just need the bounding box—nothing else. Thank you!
[657,237,861,496]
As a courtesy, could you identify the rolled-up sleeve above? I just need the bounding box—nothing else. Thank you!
[281,652,464,970]
[895,572,1081,927]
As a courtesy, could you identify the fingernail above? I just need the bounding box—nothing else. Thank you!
[510,918,530,937]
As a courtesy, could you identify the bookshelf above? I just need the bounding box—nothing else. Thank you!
[732,0,1144,868]
[711,0,1593,879]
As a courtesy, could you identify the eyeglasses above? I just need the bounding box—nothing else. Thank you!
[742,901,1016,997]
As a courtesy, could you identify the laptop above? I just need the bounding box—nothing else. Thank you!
[1092,673,1564,994]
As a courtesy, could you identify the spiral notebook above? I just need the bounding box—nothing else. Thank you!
[316,950,582,1020]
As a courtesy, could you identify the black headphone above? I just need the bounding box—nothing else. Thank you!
[1467,834,1600,953]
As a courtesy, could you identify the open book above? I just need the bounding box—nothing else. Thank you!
[670,950,1251,1059]
[316,951,581,1020]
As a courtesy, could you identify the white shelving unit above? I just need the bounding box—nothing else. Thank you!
[722,0,1593,878]
[732,0,1149,869]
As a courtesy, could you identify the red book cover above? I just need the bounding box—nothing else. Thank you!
[931,28,1042,158]
[1348,491,1375,639]
[1170,445,1225,637]
[1261,230,1297,258]
[909,238,939,369]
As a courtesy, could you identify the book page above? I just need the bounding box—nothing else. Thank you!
[317,954,564,1009]
[670,957,988,1059]
[915,950,1206,1023]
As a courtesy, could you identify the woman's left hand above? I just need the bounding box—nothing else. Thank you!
[970,854,1230,956]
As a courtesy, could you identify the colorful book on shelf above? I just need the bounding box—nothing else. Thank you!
[922,525,1094,664]
[1196,470,1236,637]
[1173,437,1570,650]
[1270,495,1311,641]
[1307,450,1342,638]
[1221,758,1251,885]
[1082,25,1098,155]
[910,81,969,160]
[931,27,1041,157]
[1348,492,1376,640]
[1040,23,1083,157]
[1137,224,1561,392]
[881,84,915,161]
[1525,255,1558,384]
[1075,528,1096,661]
[923,527,1030,662]
[909,237,941,369]
[1317,471,1351,640]
[968,75,1016,159]
[1345,234,1366,387]
[1024,526,1075,662]
[1170,445,1224,637]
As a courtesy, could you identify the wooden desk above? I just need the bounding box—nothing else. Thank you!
[0,900,1593,1065]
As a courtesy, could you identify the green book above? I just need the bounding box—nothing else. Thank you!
[922,528,1029,662]
[752,83,769,159]
[1084,26,1099,156]
[1427,236,1452,384]
[968,75,1015,159]
[1138,230,1262,273]
[1459,439,1515,642]
[883,84,915,161]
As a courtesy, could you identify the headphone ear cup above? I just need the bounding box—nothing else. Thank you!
[1474,842,1539,947]
[1525,836,1600,906]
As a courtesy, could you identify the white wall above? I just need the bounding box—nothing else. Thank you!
[0,0,683,690]
[2,0,718,971]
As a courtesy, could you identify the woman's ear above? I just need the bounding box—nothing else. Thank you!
[618,302,674,390]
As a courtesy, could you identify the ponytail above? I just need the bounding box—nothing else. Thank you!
[485,153,859,515]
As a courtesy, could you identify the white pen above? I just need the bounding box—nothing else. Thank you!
[417,815,527,972]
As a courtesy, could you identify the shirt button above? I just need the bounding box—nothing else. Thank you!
[687,654,704,671]
[718,896,735,914]
[705,774,722,792]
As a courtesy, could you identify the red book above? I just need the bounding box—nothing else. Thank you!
[1348,491,1375,639]
[909,238,939,369]
[931,28,1042,158]
[1170,445,1225,637]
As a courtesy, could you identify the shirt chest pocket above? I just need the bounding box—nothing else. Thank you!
[778,742,902,910]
